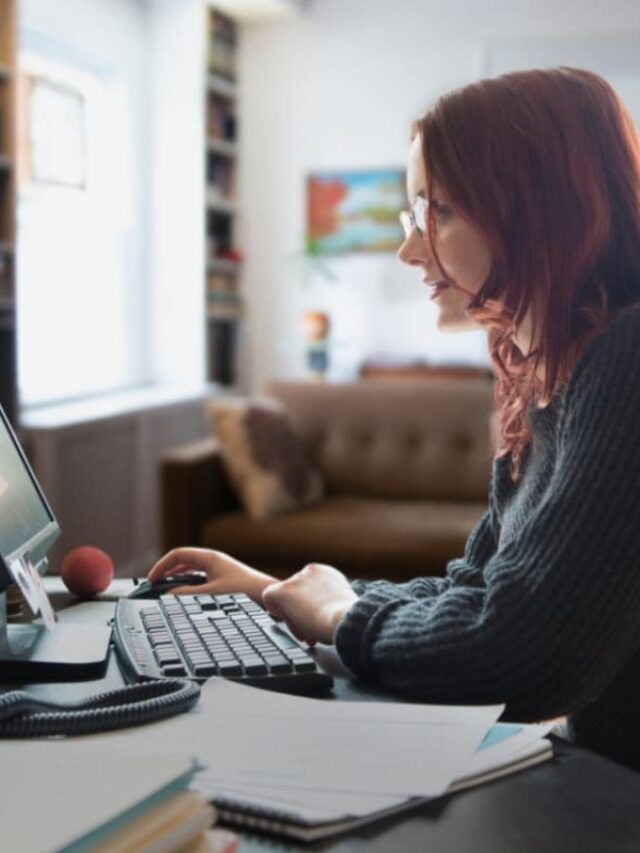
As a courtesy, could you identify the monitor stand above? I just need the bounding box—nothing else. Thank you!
[0,592,111,681]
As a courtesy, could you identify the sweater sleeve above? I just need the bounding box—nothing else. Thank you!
[335,308,640,721]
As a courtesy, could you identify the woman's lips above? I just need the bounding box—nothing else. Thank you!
[423,279,451,300]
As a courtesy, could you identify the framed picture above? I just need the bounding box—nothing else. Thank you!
[26,74,87,189]
[306,169,405,255]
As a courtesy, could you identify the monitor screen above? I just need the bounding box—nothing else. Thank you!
[0,406,59,594]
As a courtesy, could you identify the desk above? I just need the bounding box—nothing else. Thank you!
[15,590,640,852]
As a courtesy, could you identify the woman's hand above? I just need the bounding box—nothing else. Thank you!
[262,563,358,645]
[147,547,277,602]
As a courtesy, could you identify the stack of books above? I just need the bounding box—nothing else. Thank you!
[2,746,222,853]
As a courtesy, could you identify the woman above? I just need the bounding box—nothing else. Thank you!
[149,67,640,770]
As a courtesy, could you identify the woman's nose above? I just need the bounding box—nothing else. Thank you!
[397,229,427,267]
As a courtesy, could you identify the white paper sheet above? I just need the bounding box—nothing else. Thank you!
[197,720,554,822]
[58,678,502,801]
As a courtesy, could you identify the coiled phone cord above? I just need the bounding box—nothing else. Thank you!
[0,678,201,737]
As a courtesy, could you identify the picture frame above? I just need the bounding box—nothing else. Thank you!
[306,169,405,255]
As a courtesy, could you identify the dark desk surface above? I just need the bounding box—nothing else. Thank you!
[16,588,640,852]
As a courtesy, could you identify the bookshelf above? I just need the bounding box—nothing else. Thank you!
[205,6,242,387]
[0,0,17,425]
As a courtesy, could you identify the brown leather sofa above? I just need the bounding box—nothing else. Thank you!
[160,379,494,582]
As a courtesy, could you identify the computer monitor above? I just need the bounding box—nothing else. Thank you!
[0,405,111,681]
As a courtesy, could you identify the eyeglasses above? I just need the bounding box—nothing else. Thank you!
[399,195,429,239]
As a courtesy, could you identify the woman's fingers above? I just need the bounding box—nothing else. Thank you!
[263,582,316,645]
[148,548,213,582]
[262,582,285,617]
[168,578,219,596]
[167,585,203,596]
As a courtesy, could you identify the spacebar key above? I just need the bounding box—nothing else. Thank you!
[259,622,300,651]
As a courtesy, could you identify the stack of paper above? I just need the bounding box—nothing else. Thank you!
[189,682,552,840]
[52,678,551,841]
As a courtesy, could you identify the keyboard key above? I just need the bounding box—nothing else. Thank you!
[156,651,181,665]
[242,660,268,675]
[292,660,317,672]
[263,653,289,665]
[217,661,243,676]
[187,649,210,660]
[263,656,293,674]
[260,623,299,651]
[193,662,217,677]
[162,663,187,676]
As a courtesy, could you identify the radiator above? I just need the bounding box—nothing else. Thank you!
[21,389,210,577]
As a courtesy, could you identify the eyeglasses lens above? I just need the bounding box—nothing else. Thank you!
[412,197,428,235]
[399,211,412,238]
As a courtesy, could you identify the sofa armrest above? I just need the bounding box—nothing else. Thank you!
[160,437,240,552]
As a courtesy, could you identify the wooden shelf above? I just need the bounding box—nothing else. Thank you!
[206,74,237,99]
[0,241,14,255]
[205,189,236,214]
[206,137,237,158]
[207,257,240,274]
[0,65,11,82]
[206,10,241,389]
[206,308,241,321]
[0,154,13,171]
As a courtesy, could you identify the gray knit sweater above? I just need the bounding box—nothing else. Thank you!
[335,304,640,771]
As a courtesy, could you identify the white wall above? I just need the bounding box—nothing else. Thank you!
[147,0,206,389]
[237,0,640,391]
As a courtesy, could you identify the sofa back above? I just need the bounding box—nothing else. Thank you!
[268,379,493,502]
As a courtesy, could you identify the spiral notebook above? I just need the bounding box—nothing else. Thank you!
[200,723,554,842]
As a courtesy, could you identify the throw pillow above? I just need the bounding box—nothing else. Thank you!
[207,396,324,520]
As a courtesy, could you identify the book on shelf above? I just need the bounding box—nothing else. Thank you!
[207,317,237,385]
[207,98,237,142]
[206,156,235,196]
[206,187,235,212]
[207,293,243,320]
[207,10,237,81]
[207,137,237,158]
[207,257,241,275]
[207,270,237,293]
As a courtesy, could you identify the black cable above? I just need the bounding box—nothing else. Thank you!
[0,678,201,737]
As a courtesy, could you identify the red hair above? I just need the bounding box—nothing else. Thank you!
[416,67,640,478]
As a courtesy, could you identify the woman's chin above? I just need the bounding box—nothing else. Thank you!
[436,311,479,333]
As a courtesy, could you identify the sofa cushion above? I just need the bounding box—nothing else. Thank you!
[267,379,493,502]
[201,496,486,581]
[206,397,324,521]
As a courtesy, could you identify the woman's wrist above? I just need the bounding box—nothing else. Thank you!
[247,569,278,603]
[329,599,356,643]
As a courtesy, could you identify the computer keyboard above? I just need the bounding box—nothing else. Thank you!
[113,593,333,695]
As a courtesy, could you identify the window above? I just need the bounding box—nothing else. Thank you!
[17,49,150,407]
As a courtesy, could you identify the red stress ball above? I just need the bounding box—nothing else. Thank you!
[60,546,114,598]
